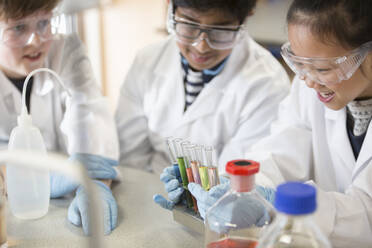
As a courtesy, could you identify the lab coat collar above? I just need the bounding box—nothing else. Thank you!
[0,71,16,99]
[324,106,342,121]
[325,105,372,178]
[325,107,355,171]
[0,71,21,114]
[353,120,372,178]
[154,36,247,92]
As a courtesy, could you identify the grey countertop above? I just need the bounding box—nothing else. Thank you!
[6,167,203,248]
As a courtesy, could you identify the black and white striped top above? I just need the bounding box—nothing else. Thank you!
[181,56,228,110]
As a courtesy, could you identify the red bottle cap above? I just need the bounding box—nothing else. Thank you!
[225,160,260,176]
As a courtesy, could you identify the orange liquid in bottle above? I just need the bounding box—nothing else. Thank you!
[207,237,257,248]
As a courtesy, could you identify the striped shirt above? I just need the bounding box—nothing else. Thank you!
[181,55,228,110]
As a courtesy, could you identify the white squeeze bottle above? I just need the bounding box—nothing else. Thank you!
[7,111,50,219]
[5,69,63,219]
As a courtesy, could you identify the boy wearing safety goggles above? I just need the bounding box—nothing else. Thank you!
[188,0,372,246]
[0,0,119,235]
[115,0,290,207]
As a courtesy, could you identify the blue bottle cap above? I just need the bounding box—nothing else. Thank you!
[274,182,316,215]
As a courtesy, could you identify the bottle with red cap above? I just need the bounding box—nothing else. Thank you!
[205,159,275,248]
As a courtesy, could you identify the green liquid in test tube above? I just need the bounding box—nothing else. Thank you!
[173,138,193,208]
[176,157,189,187]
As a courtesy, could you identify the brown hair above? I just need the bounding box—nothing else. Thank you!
[0,0,60,21]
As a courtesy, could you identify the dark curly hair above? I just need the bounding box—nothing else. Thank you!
[172,0,257,24]
[287,0,372,49]
[0,0,60,21]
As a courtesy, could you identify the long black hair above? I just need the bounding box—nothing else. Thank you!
[172,0,257,24]
[287,0,372,48]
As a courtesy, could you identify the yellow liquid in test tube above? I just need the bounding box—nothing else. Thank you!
[199,166,210,190]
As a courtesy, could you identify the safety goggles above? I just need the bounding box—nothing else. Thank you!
[281,41,372,85]
[168,15,244,50]
[0,13,62,48]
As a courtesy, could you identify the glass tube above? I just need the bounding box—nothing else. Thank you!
[182,143,198,213]
[205,146,220,188]
[173,138,189,187]
[165,137,177,165]
[189,145,201,185]
[181,141,194,183]
[173,138,193,209]
[165,137,182,183]
[196,145,209,191]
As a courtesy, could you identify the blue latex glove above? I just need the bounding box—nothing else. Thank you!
[189,182,271,234]
[188,182,230,219]
[68,180,117,235]
[69,153,118,179]
[153,165,184,210]
[50,153,118,198]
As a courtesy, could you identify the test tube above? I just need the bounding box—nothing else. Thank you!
[205,146,220,188]
[181,141,194,184]
[165,137,181,183]
[173,138,189,187]
[189,145,201,185]
[182,142,198,213]
[173,138,193,209]
[196,145,210,191]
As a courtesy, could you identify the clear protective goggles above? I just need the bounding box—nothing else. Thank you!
[0,13,62,48]
[281,41,372,85]
[166,2,245,50]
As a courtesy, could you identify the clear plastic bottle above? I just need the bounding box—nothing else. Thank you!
[205,160,275,248]
[257,182,332,248]
[7,114,50,219]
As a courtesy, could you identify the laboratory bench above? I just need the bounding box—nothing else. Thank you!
[6,167,203,248]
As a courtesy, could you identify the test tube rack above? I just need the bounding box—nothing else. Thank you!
[172,205,204,234]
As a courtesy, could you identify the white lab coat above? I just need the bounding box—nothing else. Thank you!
[245,77,372,247]
[115,35,290,174]
[0,34,118,160]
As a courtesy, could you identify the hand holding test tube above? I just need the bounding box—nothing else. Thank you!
[153,137,185,210]
[154,138,221,215]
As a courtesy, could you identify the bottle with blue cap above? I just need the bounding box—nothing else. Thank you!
[257,182,332,248]
[205,159,275,248]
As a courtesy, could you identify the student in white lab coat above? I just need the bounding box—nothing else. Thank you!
[115,0,290,178]
[189,0,372,247]
[0,0,119,235]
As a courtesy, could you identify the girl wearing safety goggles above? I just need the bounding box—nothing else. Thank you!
[234,0,372,247]
[0,0,119,236]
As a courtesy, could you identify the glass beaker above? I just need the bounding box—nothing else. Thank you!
[0,167,7,248]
